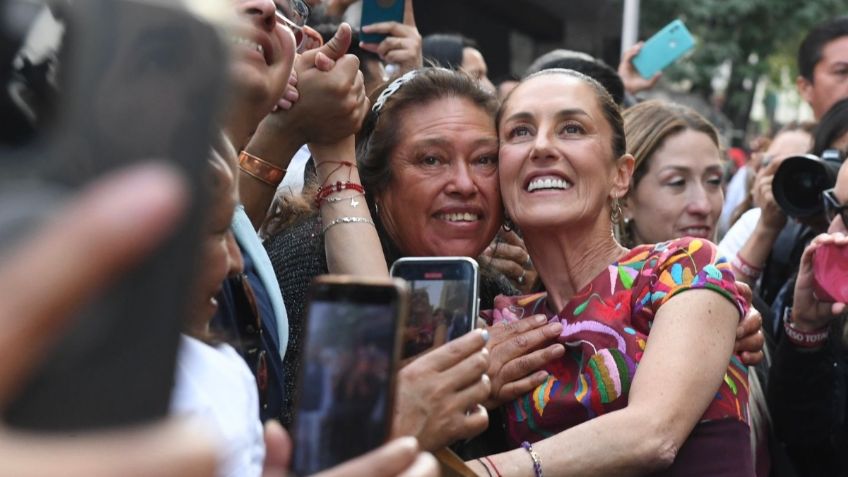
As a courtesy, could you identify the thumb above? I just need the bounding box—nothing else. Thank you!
[317,22,353,62]
[314,51,336,72]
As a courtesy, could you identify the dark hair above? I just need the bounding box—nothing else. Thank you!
[498,68,626,160]
[422,33,478,70]
[623,100,720,189]
[798,16,848,82]
[355,68,498,258]
[813,97,848,156]
[525,50,626,106]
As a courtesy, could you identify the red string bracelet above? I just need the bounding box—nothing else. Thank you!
[315,181,365,207]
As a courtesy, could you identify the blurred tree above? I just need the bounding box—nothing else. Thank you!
[640,0,844,145]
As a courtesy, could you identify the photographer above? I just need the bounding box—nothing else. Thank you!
[767,159,848,477]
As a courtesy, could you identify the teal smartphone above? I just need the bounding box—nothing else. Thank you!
[631,19,695,79]
[360,0,405,44]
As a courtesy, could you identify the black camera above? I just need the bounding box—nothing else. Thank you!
[773,149,845,219]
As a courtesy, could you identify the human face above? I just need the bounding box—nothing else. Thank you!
[798,36,848,119]
[498,75,629,232]
[626,129,724,244]
[230,0,297,111]
[827,162,848,234]
[192,156,243,324]
[462,47,495,94]
[377,97,501,257]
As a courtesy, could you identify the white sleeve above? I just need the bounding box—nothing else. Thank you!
[718,208,762,262]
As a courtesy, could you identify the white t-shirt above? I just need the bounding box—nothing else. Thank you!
[171,336,264,477]
[718,207,762,263]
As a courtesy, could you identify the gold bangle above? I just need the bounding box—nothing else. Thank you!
[238,151,285,186]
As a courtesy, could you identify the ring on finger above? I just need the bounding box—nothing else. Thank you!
[516,269,527,286]
[523,254,533,270]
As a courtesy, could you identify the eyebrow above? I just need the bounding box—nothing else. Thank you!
[503,108,592,124]
[414,136,498,149]
[658,164,723,174]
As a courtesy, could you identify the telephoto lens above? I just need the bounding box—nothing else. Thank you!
[773,149,844,219]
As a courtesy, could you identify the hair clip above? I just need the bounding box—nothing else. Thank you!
[371,70,420,114]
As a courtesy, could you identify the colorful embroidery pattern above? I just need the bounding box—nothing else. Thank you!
[488,237,749,445]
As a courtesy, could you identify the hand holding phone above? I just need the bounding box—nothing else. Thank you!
[390,257,479,359]
[291,276,409,475]
[359,0,422,71]
[631,19,695,80]
[813,241,848,302]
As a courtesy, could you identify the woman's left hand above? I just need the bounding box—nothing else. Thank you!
[733,281,765,366]
[359,0,422,73]
[480,230,538,294]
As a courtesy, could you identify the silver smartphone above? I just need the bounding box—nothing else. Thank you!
[390,257,479,359]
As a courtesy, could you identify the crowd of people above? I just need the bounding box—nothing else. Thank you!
[2,0,847,476]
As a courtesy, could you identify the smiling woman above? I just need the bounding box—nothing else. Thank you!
[471,69,754,477]
[618,100,725,247]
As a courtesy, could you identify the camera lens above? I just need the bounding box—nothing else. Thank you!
[773,154,842,219]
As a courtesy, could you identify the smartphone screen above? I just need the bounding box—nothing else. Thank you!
[391,258,479,359]
[292,277,408,475]
[359,0,405,43]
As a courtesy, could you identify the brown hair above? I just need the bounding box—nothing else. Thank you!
[261,68,500,241]
[623,100,720,190]
[497,68,626,160]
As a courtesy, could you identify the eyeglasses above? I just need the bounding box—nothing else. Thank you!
[275,0,310,51]
[230,272,269,411]
[823,188,848,225]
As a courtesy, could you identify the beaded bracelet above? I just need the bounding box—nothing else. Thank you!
[521,441,543,477]
[783,307,829,349]
[315,181,365,207]
[322,216,375,233]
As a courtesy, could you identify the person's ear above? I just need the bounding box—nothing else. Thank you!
[611,153,634,200]
[796,75,813,105]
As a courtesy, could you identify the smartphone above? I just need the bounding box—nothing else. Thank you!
[359,0,405,44]
[1,0,227,431]
[390,257,479,359]
[631,19,695,79]
[291,275,409,475]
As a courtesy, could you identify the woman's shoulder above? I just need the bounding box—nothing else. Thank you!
[624,237,726,270]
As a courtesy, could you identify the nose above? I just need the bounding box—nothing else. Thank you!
[828,214,847,234]
[238,0,277,32]
[530,129,557,162]
[225,231,244,277]
[445,161,478,197]
[685,184,713,217]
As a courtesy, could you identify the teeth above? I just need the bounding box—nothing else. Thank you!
[232,36,264,56]
[527,177,572,192]
[438,213,480,222]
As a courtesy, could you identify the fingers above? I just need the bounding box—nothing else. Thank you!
[620,42,642,63]
[443,348,489,391]
[314,437,419,477]
[492,321,562,365]
[0,420,217,477]
[419,329,488,371]
[455,404,489,441]
[261,421,291,477]
[739,350,764,367]
[402,0,416,26]
[488,314,548,347]
[736,281,753,306]
[495,370,550,404]
[317,23,353,62]
[734,328,764,356]
[487,257,524,282]
[396,452,438,477]
[499,230,526,248]
[498,343,564,386]
[0,163,187,401]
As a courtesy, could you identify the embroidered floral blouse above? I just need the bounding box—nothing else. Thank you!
[484,237,750,445]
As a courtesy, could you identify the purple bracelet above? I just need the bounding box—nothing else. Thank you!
[521,441,543,477]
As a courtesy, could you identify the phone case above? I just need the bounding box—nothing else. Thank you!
[631,19,695,79]
[360,0,405,44]
[2,0,227,431]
